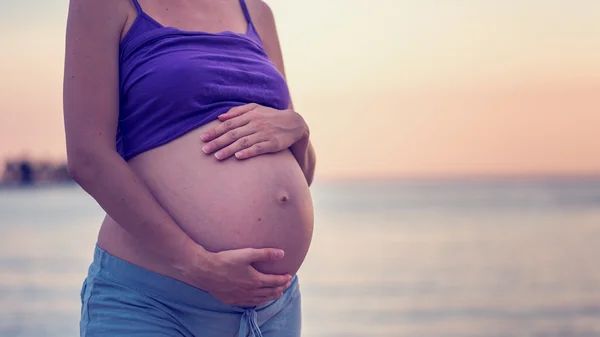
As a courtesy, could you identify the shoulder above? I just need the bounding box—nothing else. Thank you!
[244,0,277,34]
[66,0,131,39]
[245,0,275,21]
[244,0,283,57]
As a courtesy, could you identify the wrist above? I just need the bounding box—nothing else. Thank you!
[288,109,309,144]
[172,238,215,281]
[298,119,310,144]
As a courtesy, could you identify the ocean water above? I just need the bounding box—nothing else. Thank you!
[1,178,600,337]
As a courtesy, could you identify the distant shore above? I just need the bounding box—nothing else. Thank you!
[0,158,73,187]
[2,156,599,188]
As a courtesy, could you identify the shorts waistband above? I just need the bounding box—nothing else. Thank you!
[90,244,298,312]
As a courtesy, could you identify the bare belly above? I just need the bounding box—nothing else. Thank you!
[98,119,314,278]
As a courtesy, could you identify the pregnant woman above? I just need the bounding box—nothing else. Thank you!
[62,0,315,336]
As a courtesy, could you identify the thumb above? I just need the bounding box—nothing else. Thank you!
[240,248,285,263]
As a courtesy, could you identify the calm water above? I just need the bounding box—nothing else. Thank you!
[1,179,600,337]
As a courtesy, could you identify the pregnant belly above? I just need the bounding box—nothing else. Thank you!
[101,120,314,276]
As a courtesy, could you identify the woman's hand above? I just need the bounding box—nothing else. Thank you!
[200,103,309,160]
[183,244,293,306]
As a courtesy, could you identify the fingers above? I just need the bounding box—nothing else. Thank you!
[217,103,258,122]
[254,284,290,297]
[244,248,285,263]
[200,115,250,143]
[233,140,278,160]
[202,124,255,158]
[215,133,268,161]
[253,270,292,288]
[234,284,288,306]
[221,280,289,306]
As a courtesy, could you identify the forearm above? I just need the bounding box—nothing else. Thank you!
[68,148,205,272]
[290,136,316,186]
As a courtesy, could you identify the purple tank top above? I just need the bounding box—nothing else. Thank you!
[117,0,291,160]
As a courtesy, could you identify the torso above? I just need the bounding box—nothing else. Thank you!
[98,0,313,280]
[98,121,314,276]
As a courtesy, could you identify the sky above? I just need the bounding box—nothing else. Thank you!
[1,0,599,179]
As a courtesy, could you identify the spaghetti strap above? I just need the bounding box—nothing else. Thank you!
[130,0,144,14]
[239,0,253,25]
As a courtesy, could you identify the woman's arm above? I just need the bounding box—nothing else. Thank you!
[250,0,317,185]
[64,0,198,275]
[63,0,290,306]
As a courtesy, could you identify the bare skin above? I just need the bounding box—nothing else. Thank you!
[63,0,316,307]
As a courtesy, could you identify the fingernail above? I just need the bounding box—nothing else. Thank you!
[202,146,209,154]
[235,151,243,158]
[215,152,223,159]
[200,133,209,141]
[274,249,284,258]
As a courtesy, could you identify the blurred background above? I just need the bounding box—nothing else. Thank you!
[1,0,600,336]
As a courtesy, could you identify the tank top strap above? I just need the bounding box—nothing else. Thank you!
[239,0,253,25]
[130,0,144,14]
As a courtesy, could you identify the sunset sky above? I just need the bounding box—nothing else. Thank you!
[1,0,599,179]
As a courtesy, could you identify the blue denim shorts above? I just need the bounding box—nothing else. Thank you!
[80,245,301,337]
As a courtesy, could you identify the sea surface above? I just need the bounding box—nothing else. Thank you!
[1,178,600,337]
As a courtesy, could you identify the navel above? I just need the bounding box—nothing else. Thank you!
[276,191,291,205]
